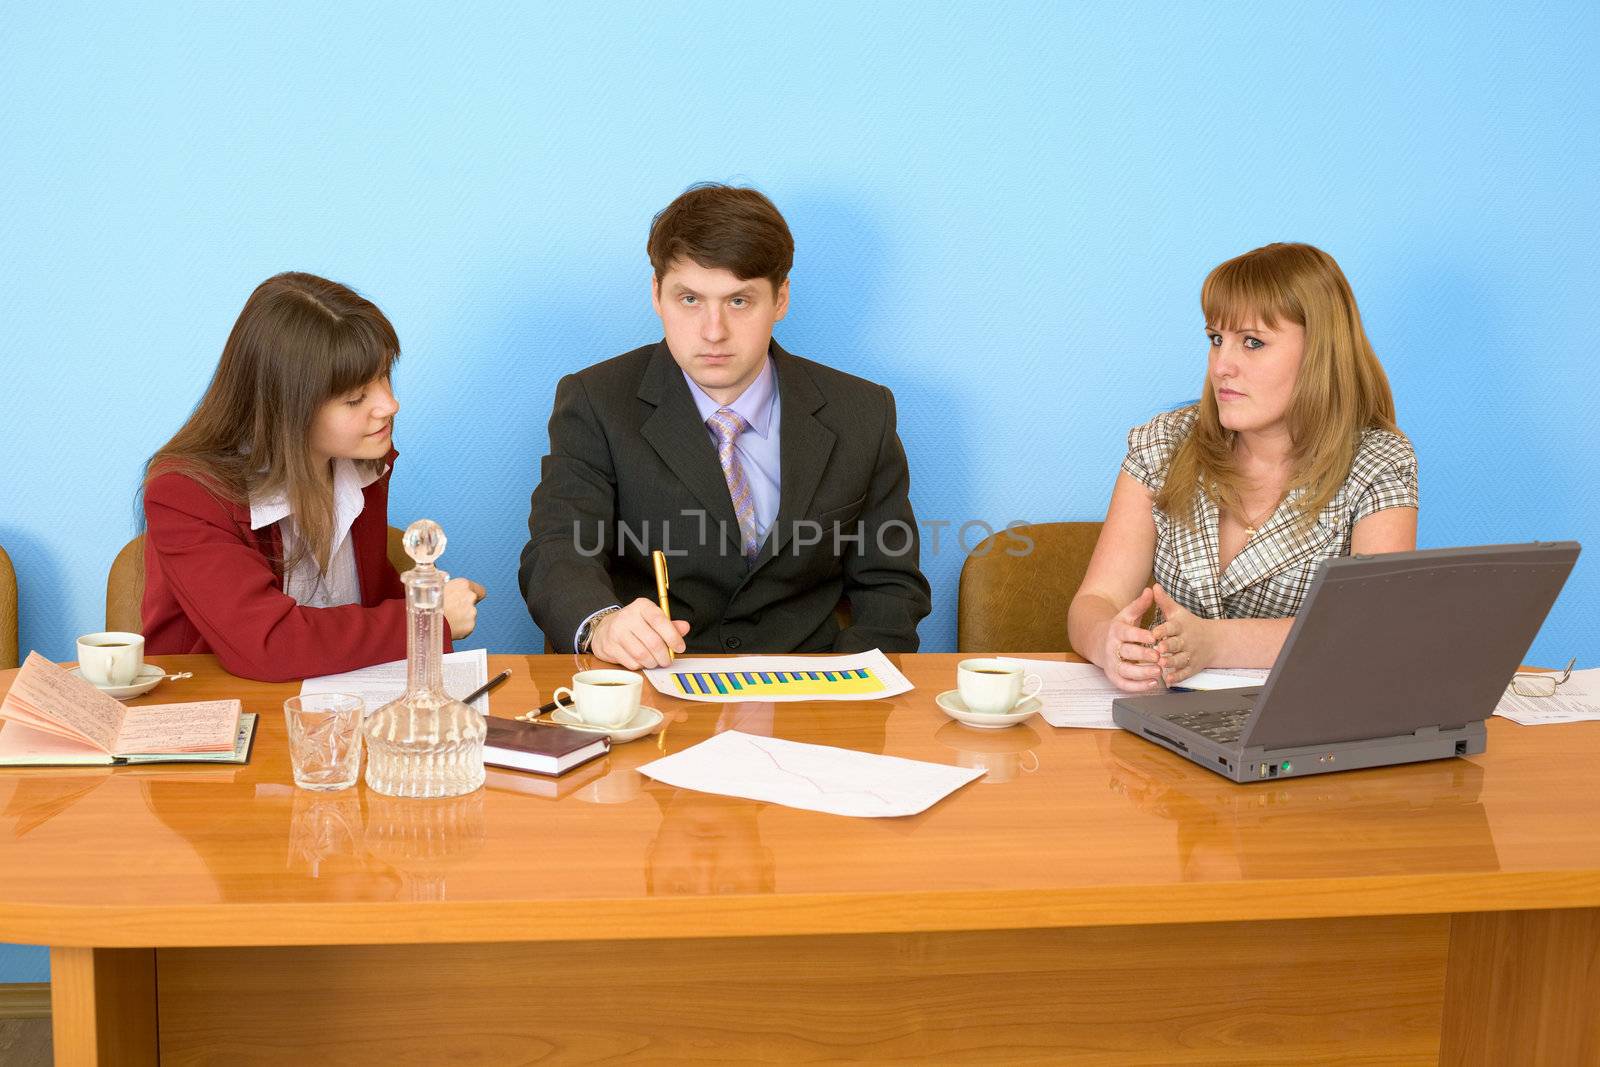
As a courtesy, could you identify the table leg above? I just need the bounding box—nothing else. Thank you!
[49,947,157,1067]
[1441,907,1600,1066]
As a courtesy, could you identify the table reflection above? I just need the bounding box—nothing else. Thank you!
[934,721,1041,785]
[645,790,774,895]
[4,774,112,837]
[364,790,487,900]
[1100,731,1499,881]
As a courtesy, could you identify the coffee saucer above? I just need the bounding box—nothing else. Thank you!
[550,705,665,743]
[69,664,165,700]
[935,690,1042,730]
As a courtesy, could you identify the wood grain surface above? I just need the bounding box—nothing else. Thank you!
[157,915,1450,1065]
[4,653,1598,1064]
[1,654,1597,947]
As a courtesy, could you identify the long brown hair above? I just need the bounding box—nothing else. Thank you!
[1156,243,1399,528]
[144,272,399,572]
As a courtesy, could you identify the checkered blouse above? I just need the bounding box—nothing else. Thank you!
[1122,406,1418,620]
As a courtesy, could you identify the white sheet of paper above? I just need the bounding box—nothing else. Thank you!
[997,657,1124,729]
[997,659,1270,730]
[1494,667,1600,725]
[1180,669,1271,690]
[637,730,982,817]
[643,649,913,703]
[298,648,490,714]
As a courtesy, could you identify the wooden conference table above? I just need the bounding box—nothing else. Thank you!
[0,653,1597,1065]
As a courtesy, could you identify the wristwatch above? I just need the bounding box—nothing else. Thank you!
[576,605,623,653]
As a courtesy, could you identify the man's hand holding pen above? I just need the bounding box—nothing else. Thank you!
[589,599,689,670]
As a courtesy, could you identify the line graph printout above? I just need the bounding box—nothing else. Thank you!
[644,649,913,704]
[636,730,983,817]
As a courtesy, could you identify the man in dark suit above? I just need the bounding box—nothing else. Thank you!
[520,184,932,667]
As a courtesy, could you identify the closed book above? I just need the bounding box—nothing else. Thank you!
[483,716,609,776]
[484,755,610,800]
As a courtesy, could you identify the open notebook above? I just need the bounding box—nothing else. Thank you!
[0,651,255,766]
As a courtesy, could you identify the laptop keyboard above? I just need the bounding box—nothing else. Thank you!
[1164,702,1254,745]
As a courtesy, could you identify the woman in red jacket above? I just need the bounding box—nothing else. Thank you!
[141,272,484,681]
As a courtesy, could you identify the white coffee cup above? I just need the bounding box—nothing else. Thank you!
[553,669,643,729]
[957,658,1043,715]
[76,631,145,687]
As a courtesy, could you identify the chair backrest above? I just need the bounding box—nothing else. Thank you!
[0,542,18,670]
[957,521,1103,653]
[108,527,410,635]
[385,525,412,579]
[106,534,147,634]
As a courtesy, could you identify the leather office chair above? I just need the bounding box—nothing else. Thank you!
[107,527,412,634]
[106,534,146,634]
[957,521,1103,653]
[385,525,413,580]
[0,542,18,670]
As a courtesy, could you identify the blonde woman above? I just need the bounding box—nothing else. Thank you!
[1068,243,1418,691]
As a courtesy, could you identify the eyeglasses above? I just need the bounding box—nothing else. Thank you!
[1508,657,1576,698]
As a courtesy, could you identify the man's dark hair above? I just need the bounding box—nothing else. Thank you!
[648,183,795,290]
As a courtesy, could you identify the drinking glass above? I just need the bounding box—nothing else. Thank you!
[284,694,365,791]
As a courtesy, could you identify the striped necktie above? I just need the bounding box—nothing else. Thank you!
[706,407,762,562]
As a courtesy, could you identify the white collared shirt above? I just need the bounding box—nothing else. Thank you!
[249,459,386,608]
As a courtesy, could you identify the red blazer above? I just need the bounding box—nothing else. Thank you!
[142,452,450,682]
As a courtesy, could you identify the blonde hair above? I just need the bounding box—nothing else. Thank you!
[1156,243,1400,528]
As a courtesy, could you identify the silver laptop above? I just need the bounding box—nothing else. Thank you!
[1112,542,1580,783]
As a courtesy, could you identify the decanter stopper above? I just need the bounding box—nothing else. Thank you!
[403,519,446,568]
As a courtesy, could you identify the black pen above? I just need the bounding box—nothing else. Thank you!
[528,698,559,717]
[462,669,511,707]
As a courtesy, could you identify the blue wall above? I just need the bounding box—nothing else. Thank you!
[2,4,1596,980]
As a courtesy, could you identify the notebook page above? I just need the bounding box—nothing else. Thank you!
[115,700,242,755]
[0,652,125,751]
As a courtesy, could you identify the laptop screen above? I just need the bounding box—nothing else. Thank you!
[1241,542,1579,750]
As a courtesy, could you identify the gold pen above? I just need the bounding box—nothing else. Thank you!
[652,549,673,663]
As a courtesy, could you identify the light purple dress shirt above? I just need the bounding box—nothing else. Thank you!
[682,355,782,545]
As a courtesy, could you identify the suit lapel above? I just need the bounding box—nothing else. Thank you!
[763,343,836,560]
[637,342,743,553]
[1217,490,1338,598]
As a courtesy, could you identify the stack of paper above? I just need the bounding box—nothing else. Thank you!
[996,659,1267,730]
[299,648,491,714]
[997,658,1123,729]
[1494,667,1600,726]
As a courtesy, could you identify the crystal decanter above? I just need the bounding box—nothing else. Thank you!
[363,519,485,798]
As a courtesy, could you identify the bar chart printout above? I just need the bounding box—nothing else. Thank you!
[643,649,914,703]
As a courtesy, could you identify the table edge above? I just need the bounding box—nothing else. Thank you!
[5,869,1598,947]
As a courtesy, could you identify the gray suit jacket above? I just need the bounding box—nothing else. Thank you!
[520,341,932,654]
